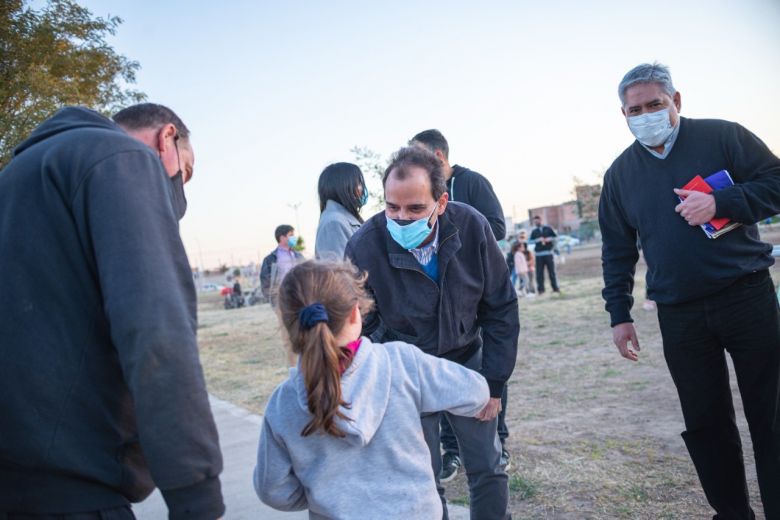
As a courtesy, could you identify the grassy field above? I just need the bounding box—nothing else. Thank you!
[197,229,780,519]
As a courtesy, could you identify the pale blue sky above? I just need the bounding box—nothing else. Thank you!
[81,0,780,267]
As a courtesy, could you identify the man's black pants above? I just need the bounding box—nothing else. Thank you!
[535,254,558,293]
[657,270,780,520]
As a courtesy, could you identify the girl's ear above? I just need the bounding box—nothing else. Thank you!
[350,303,361,325]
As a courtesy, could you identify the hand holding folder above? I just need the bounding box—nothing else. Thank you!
[674,170,740,239]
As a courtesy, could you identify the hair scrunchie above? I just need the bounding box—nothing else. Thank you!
[299,302,329,330]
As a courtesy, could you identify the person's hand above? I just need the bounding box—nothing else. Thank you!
[673,189,716,226]
[476,397,502,421]
[612,322,640,362]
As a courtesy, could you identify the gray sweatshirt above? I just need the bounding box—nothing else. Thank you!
[315,199,362,261]
[253,338,489,519]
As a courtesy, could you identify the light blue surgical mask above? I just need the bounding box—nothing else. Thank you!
[627,108,675,147]
[287,235,298,248]
[386,204,437,249]
[359,185,368,207]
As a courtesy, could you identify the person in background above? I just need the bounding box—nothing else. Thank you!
[315,162,367,260]
[517,232,536,296]
[410,129,513,480]
[512,242,530,296]
[600,62,780,519]
[530,214,559,294]
[520,242,536,297]
[0,104,224,518]
[410,129,505,241]
[253,260,489,519]
[261,225,304,366]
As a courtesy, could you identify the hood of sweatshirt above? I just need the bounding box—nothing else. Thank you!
[293,338,391,447]
[14,107,120,157]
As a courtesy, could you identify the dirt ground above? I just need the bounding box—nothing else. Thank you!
[197,228,780,519]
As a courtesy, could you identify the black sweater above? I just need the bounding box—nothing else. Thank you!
[448,165,506,240]
[0,108,224,516]
[600,117,780,326]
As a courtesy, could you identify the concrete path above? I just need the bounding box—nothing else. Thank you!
[135,395,469,519]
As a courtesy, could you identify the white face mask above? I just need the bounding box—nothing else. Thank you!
[627,108,675,147]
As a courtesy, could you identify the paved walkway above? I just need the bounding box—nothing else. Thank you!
[135,396,468,519]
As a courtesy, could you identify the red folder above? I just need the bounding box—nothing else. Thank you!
[680,175,730,230]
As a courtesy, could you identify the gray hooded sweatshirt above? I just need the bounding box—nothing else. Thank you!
[254,338,489,519]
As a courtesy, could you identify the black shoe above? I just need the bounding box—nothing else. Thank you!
[439,453,461,482]
[500,448,511,471]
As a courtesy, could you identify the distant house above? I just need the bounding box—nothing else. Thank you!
[528,201,580,234]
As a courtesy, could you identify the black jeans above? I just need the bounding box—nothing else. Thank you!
[657,270,780,520]
[0,506,135,520]
[535,254,558,293]
[442,385,508,455]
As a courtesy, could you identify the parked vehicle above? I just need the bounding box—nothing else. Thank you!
[556,235,581,248]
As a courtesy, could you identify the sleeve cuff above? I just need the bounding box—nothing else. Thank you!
[712,187,738,220]
[161,476,225,520]
[610,312,634,328]
[487,379,505,399]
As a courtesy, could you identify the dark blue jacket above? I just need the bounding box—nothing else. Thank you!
[0,108,224,517]
[345,202,519,397]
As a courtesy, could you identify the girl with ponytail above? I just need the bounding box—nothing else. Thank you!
[254,260,490,518]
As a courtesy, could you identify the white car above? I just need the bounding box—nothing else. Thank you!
[200,283,224,292]
[556,235,581,248]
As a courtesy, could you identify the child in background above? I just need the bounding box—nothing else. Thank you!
[513,242,529,296]
[521,241,536,297]
[253,260,489,519]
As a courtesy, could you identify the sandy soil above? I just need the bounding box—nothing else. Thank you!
[197,228,780,519]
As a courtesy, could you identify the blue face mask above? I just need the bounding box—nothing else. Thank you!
[359,185,368,207]
[386,204,437,249]
[287,235,298,248]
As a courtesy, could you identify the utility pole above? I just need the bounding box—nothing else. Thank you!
[195,238,206,290]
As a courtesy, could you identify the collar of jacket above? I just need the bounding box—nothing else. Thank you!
[383,209,461,276]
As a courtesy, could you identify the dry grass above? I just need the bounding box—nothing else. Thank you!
[197,228,780,519]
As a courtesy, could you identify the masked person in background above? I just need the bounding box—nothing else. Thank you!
[600,62,780,520]
[315,162,367,261]
[346,146,519,520]
[261,225,304,366]
[409,129,512,479]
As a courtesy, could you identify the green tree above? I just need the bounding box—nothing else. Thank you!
[292,235,306,252]
[0,0,145,167]
[350,145,386,208]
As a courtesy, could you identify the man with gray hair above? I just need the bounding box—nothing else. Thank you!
[600,63,780,518]
[0,104,224,519]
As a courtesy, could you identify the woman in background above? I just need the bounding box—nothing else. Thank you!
[315,162,367,260]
